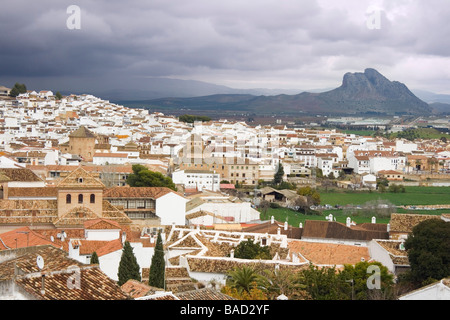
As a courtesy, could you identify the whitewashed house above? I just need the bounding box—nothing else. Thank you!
[172,169,220,192]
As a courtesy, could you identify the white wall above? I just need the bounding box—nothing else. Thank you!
[85,229,121,241]
[99,250,123,281]
[156,192,187,225]
[399,281,450,300]
[186,202,260,223]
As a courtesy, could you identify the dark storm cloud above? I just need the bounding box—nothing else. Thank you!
[0,0,449,93]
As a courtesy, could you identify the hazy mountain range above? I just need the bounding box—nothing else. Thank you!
[110,69,450,116]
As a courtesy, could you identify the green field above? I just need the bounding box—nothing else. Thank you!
[319,186,450,206]
[259,186,449,227]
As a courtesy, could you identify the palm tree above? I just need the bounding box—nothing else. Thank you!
[405,161,411,174]
[226,266,263,294]
[259,268,308,300]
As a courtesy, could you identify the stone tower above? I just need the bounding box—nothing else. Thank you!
[68,126,96,162]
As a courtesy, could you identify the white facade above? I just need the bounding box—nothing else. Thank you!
[156,192,187,225]
[186,201,260,223]
[172,170,220,192]
[399,279,450,300]
[93,153,129,165]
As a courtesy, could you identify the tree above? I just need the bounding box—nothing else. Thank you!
[148,230,166,288]
[225,265,265,296]
[117,241,141,286]
[404,219,450,285]
[9,83,27,97]
[299,264,348,300]
[179,114,211,123]
[273,163,284,186]
[338,261,395,300]
[90,251,99,265]
[233,239,272,260]
[55,91,63,100]
[297,186,320,206]
[126,164,176,190]
[259,268,309,300]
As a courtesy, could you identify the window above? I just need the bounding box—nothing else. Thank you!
[66,194,71,204]
[137,200,145,208]
[78,194,83,204]
[90,194,95,204]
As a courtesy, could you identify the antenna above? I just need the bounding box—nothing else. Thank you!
[36,255,45,270]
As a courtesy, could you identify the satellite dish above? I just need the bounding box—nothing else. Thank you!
[36,255,45,270]
[50,236,54,242]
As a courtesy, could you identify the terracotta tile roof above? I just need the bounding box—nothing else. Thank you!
[78,239,123,257]
[389,214,442,235]
[120,279,156,299]
[7,187,58,198]
[53,202,132,228]
[103,186,177,199]
[68,126,96,139]
[302,220,389,241]
[186,256,307,274]
[288,240,371,266]
[0,168,43,182]
[16,266,129,300]
[0,199,58,225]
[176,288,236,300]
[94,153,128,158]
[0,226,57,250]
[0,245,84,281]
[84,218,121,230]
[242,220,303,239]
[56,166,105,190]
[373,240,409,265]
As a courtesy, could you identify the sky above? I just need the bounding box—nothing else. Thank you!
[1,0,450,97]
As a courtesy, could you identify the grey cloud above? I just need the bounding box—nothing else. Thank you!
[0,0,449,94]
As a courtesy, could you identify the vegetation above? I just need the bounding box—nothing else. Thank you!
[90,251,99,265]
[404,219,450,285]
[178,114,211,123]
[9,83,27,97]
[117,241,141,286]
[233,239,271,260]
[221,261,395,300]
[55,91,63,100]
[126,164,176,190]
[297,186,321,206]
[376,127,450,141]
[319,186,450,206]
[148,231,166,288]
[273,163,284,186]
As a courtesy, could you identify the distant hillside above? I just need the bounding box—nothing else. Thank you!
[118,69,433,116]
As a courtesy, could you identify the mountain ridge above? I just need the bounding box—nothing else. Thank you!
[118,68,436,116]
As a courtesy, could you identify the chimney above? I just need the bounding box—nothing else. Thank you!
[387,223,390,232]
[299,222,303,228]
[230,249,234,259]
[40,274,45,296]
[277,227,281,236]
[346,217,351,227]
[371,216,376,224]
[284,221,288,231]
[271,216,274,224]
[121,231,127,244]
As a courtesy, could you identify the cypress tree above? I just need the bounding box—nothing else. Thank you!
[117,241,141,286]
[90,251,99,265]
[149,230,165,289]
